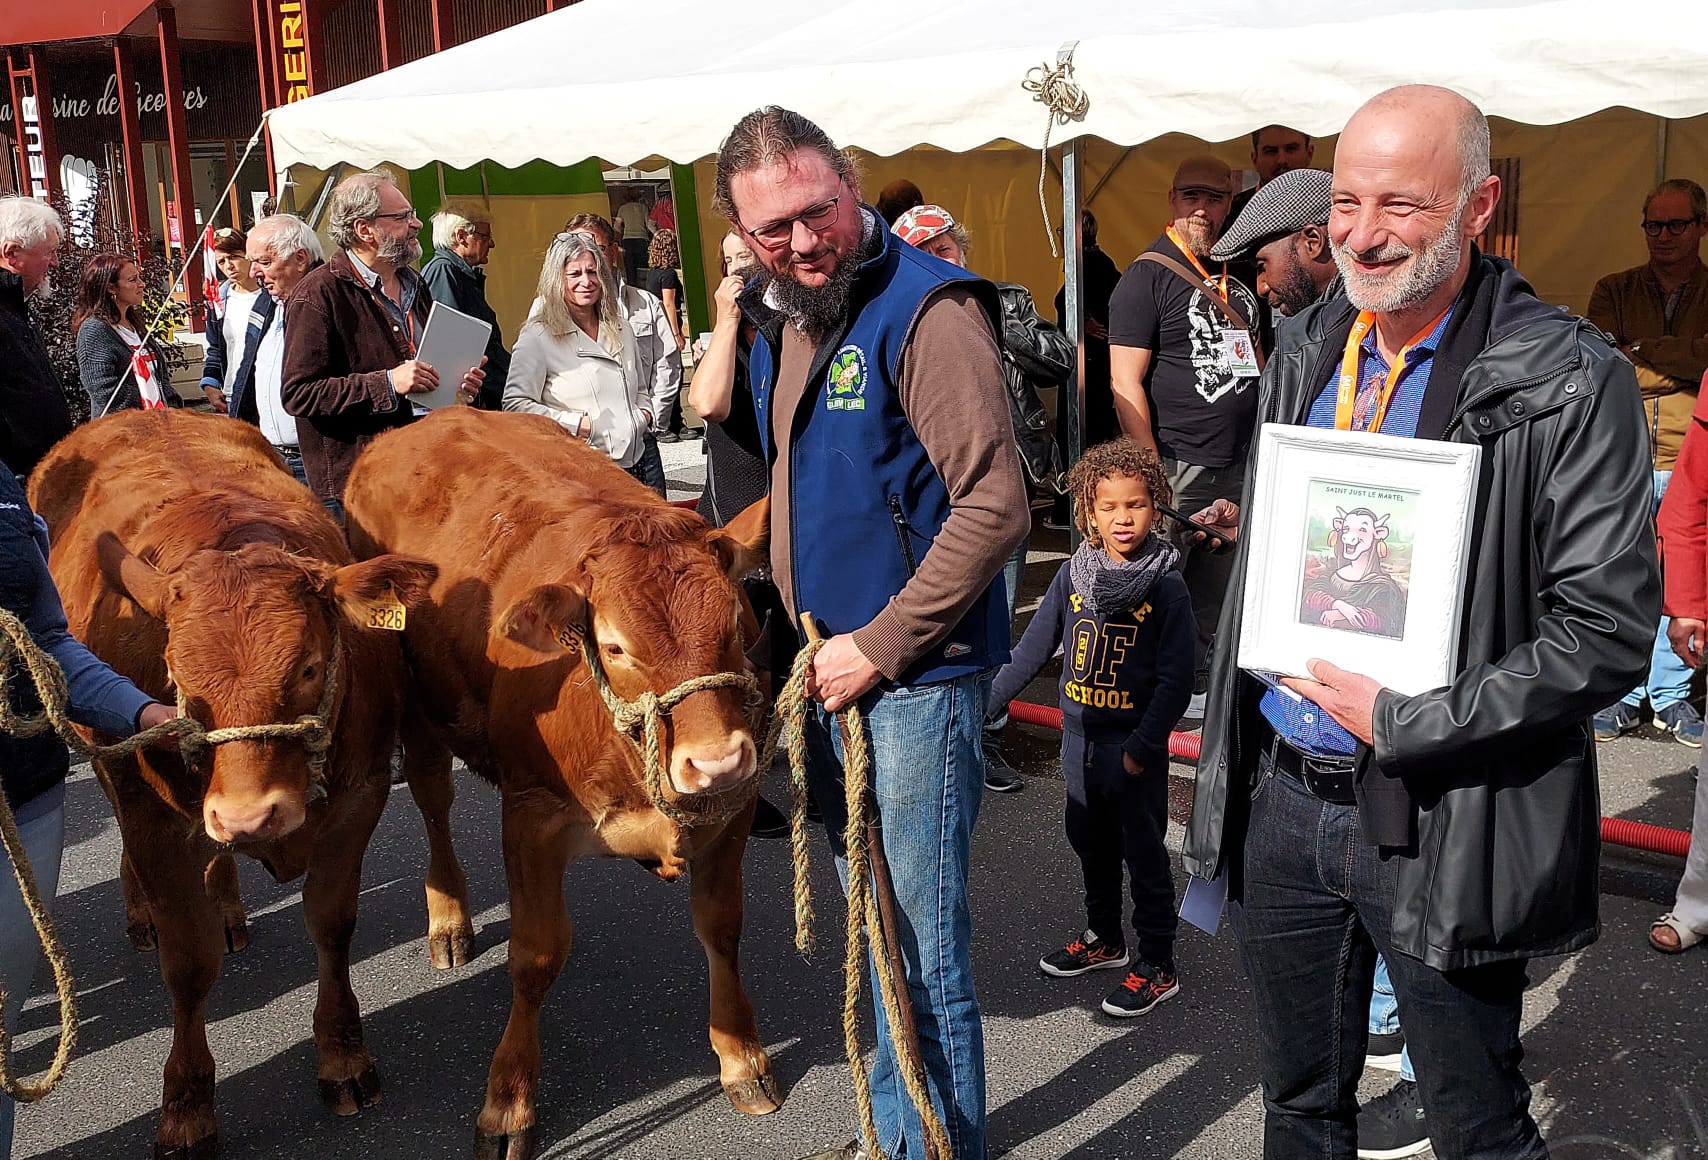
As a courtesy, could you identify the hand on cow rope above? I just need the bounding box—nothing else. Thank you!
[1022,48,1090,259]
[0,607,338,1102]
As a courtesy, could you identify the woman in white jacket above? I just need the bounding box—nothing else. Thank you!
[505,231,659,491]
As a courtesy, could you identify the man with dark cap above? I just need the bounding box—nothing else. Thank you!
[1212,167,1340,320]
[1108,154,1262,719]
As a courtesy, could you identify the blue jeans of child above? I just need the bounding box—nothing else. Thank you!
[1623,470,1692,712]
[1,783,67,1158]
[808,671,990,1159]
[1369,956,1416,1081]
[1234,750,1547,1160]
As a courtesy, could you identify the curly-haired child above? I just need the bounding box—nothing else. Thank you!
[989,437,1196,1016]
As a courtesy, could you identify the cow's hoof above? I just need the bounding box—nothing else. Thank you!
[318,1065,384,1116]
[474,1124,537,1160]
[153,1132,218,1159]
[127,921,158,952]
[224,918,250,955]
[428,928,476,970]
[723,1072,783,1115]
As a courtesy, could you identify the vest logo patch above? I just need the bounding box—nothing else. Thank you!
[943,642,971,659]
[826,345,868,411]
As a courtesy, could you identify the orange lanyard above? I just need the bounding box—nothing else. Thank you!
[1334,307,1451,433]
[365,280,419,356]
[1165,225,1229,304]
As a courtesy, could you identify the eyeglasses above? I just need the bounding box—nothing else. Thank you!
[370,210,420,224]
[742,195,843,249]
[1642,217,1702,237]
[469,228,493,241]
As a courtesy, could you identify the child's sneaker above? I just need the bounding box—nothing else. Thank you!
[1038,930,1129,978]
[1100,961,1180,1017]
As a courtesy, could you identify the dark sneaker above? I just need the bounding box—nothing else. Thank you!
[681,427,704,441]
[656,430,681,444]
[1593,701,1641,742]
[1657,702,1705,748]
[1039,929,1129,978]
[983,742,1025,793]
[749,794,790,839]
[1365,1028,1405,1073]
[1356,1079,1431,1159]
[1100,961,1179,1017]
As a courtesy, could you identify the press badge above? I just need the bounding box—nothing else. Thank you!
[1221,329,1260,377]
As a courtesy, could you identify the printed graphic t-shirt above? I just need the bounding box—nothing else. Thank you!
[1107,231,1262,468]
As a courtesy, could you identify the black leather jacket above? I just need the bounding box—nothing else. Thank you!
[1185,254,1658,970]
[996,282,1073,491]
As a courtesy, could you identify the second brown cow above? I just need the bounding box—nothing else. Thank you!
[343,407,779,1159]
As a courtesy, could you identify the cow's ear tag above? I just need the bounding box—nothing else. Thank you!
[553,624,582,655]
[367,587,407,632]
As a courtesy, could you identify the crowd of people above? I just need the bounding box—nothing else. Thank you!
[0,76,1702,1160]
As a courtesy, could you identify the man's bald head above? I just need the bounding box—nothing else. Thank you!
[1330,85,1501,318]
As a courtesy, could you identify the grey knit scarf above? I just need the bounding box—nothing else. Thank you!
[1069,535,1181,617]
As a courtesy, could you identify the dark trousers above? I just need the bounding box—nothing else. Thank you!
[1063,731,1176,970]
[1234,748,1548,1160]
[625,435,667,497]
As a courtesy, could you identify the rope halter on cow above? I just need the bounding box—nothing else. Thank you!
[573,625,764,829]
[174,631,342,797]
[0,607,344,1103]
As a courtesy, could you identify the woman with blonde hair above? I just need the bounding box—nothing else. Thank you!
[504,231,659,491]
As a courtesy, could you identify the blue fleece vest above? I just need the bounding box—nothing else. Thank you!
[750,222,1009,685]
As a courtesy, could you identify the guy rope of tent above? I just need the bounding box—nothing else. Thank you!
[0,605,338,1102]
[1022,41,1089,258]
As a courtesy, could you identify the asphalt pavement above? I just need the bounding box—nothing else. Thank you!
[11,439,1707,1159]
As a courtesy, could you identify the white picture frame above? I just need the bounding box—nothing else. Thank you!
[1236,425,1482,696]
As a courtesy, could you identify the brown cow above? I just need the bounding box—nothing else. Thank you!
[343,407,780,1159]
[29,410,451,1158]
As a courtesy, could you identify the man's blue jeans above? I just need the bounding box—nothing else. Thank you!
[1369,956,1416,1081]
[1,783,67,1158]
[1624,469,1691,712]
[808,671,990,1159]
[1233,750,1547,1159]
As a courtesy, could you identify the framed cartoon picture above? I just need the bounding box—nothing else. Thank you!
[1236,425,1482,695]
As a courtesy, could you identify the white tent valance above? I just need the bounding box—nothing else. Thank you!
[265,0,1708,171]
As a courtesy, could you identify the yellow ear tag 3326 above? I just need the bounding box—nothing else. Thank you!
[553,624,582,655]
[367,588,407,632]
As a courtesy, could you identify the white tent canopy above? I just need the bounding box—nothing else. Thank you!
[266,0,1708,170]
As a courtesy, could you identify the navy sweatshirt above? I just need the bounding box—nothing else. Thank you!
[991,563,1196,770]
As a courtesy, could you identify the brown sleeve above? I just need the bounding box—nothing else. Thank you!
[849,287,1031,679]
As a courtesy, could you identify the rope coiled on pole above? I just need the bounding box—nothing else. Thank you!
[1022,46,1090,258]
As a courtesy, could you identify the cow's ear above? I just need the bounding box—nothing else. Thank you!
[97,531,179,620]
[707,496,770,580]
[327,555,440,627]
[494,582,588,655]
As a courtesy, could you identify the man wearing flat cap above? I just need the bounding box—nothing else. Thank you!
[1108,153,1264,718]
[1213,167,1341,321]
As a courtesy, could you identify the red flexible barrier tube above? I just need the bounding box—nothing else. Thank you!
[1007,700,1687,856]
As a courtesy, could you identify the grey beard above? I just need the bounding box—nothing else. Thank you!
[378,234,422,268]
[1335,204,1466,315]
[760,239,871,342]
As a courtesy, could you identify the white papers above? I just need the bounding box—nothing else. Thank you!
[412,299,492,409]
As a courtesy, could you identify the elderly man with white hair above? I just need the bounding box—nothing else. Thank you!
[422,200,508,407]
[282,170,484,518]
[0,196,74,480]
[218,214,325,486]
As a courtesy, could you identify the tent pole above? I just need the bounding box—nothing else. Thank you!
[1062,136,1085,469]
[1656,117,1670,185]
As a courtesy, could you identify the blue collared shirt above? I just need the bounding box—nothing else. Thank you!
[344,248,421,342]
[1257,305,1455,756]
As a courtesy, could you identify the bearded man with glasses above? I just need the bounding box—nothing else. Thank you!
[1587,178,1708,747]
[718,106,1028,1160]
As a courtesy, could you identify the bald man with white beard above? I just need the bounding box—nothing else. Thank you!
[1185,86,1657,1160]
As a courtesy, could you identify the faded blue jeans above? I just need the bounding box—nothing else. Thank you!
[808,671,991,1159]
[1,782,67,1157]
[1623,470,1692,713]
[1369,956,1416,1081]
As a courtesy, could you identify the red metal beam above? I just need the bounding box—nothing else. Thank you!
[156,3,204,329]
[249,0,277,109]
[5,49,59,202]
[376,0,404,69]
[111,38,150,245]
[23,46,61,203]
[429,0,454,53]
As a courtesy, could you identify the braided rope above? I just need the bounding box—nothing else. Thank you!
[0,607,342,1102]
[760,636,953,1160]
[1022,48,1090,258]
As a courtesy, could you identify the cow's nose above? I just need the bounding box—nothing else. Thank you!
[203,790,305,844]
[673,737,756,794]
